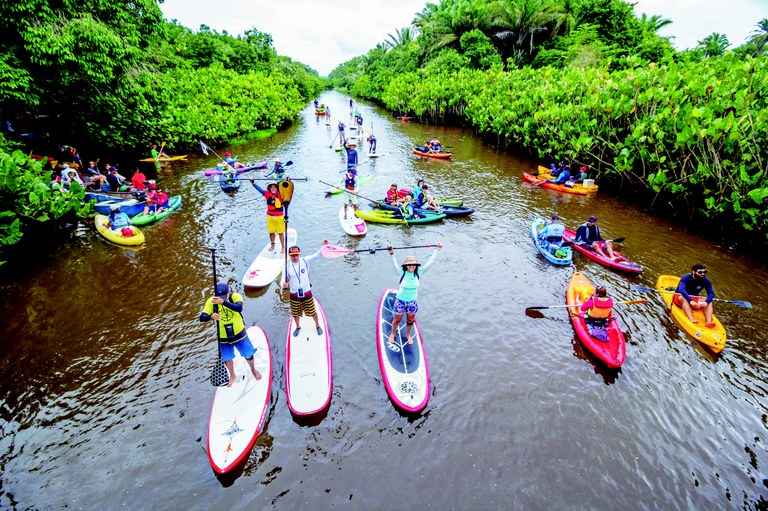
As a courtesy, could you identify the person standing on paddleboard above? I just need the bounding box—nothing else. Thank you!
[283,243,328,337]
[200,283,262,387]
[338,121,346,146]
[343,169,358,219]
[249,179,286,253]
[387,244,442,345]
[344,141,358,169]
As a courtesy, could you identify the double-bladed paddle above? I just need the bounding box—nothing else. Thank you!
[631,284,753,309]
[320,243,441,258]
[525,299,648,312]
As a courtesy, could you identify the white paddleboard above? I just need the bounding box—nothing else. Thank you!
[242,228,298,287]
[376,289,430,413]
[338,205,367,236]
[207,325,272,474]
[368,153,381,158]
[286,298,332,415]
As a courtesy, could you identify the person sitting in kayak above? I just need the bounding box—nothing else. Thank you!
[538,214,566,254]
[572,166,589,183]
[413,184,440,211]
[385,184,406,207]
[580,285,614,327]
[399,197,425,220]
[344,141,358,169]
[429,136,443,152]
[417,142,432,153]
[107,205,131,230]
[200,283,262,386]
[144,183,168,215]
[547,166,571,184]
[273,159,285,175]
[575,215,619,261]
[224,152,245,169]
[106,166,128,192]
[387,244,442,345]
[674,264,716,328]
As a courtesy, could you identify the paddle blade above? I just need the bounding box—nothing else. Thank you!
[611,237,626,243]
[280,180,295,202]
[525,309,545,319]
[210,358,229,387]
[723,299,752,309]
[321,244,353,258]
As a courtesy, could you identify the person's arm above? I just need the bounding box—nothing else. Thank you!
[250,179,266,195]
[390,251,401,275]
[419,246,441,275]
[676,274,693,302]
[221,297,243,313]
[580,297,594,312]
[199,298,214,322]
[575,225,586,243]
[703,278,715,304]
[304,249,323,265]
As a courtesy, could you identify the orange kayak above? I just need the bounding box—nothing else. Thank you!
[413,148,453,159]
[523,166,598,195]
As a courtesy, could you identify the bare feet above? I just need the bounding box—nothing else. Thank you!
[407,335,413,345]
[280,248,285,254]
[252,368,262,380]
[691,319,699,324]
[388,332,395,344]
[268,243,275,252]
[705,322,716,328]
[227,373,235,388]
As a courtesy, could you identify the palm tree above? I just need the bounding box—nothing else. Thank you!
[638,13,673,35]
[697,32,729,58]
[487,0,557,62]
[747,18,768,55]
[386,27,416,49]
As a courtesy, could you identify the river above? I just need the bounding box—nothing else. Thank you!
[1,90,767,510]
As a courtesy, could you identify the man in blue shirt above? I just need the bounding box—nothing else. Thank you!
[675,264,716,328]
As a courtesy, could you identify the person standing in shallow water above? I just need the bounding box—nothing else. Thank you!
[387,244,442,345]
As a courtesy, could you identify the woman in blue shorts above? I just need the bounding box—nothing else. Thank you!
[387,243,442,345]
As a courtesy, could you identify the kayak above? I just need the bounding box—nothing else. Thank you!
[397,188,463,206]
[207,325,272,474]
[522,168,598,195]
[376,289,430,413]
[334,146,344,152]
[129,196,182,226]
[655,275,726,353]
[203,161,268,176]
[413,148,453,159]
[220,180,240,193]
[338,206,367,236]
[285,297,333,415]
[137,155,187,162]
[92,198,146,217]
[566,272,626,368]
[562,228,642,274]
[355,209,446,225]
[94,214,145,246]
[242,227,298,287]
[325,174,372,195]
[530,217,572,266]
[371,201,474,218]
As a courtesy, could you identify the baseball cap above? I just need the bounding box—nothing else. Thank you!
[588,215,597,222]
[215,283,230,297]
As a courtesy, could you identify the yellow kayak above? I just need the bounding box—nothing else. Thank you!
[656,275,726,353]
[95,214,145,246]
[137,155,188,162]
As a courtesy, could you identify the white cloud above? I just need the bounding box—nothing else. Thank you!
[159,0,767,75]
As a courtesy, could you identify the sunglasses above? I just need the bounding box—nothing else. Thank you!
[695,270,707,275]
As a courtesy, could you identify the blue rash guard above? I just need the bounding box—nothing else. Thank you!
[676,273,715,304]
[575,223,603,244]
[345,146,358,167]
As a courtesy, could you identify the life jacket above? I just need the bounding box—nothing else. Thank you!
[577,223,600,243]
[544,223,565,239]
[386,189,398,203]
[265,190,284,215]
[585,295,613,319]
[344,175,356,190]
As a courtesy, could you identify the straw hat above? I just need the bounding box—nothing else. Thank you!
[401,255,420,268]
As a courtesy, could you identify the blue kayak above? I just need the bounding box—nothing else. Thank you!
[220,179,241,193]
[530,217,572,266]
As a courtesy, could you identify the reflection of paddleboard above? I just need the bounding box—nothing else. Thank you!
[376,289,429,413]
[286,298,332,415]
[207,325,272,474]
[338,205,367,236]
[242,228,298,287]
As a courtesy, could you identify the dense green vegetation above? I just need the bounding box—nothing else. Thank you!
[0,0,323,262]
[329,0,768,241]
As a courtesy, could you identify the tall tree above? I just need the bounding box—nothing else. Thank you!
[747,18,768,56]
[697,32,729,58]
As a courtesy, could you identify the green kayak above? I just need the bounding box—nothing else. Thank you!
[130,196,182,226]
[355,208,446,225]
[326,174,372,195]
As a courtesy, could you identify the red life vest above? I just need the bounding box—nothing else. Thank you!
[265,190,284,216]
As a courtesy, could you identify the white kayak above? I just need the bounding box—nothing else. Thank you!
[207,325,272,474]
[285,297,332,415]
[338,206,367,236]
[242,228,298,287]
[376,289,430,413]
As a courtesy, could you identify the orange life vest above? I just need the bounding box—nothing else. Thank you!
[586,295,613,319]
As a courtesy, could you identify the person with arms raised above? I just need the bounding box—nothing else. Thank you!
[200,283,262,387]
[283,244,326,337]
[675,264,716,328]
[249,179,286,253]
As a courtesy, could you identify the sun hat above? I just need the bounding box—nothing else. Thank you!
[401,255,421,268]
[588,215,598,222]
[267,182,278,190]
[151,144,157,148]
[215,283,230,297]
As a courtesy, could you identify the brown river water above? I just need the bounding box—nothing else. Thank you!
[1,91,767,510]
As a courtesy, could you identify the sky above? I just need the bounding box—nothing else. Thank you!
[159,0,767,76]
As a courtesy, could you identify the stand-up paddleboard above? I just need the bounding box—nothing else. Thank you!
[368,153,381,158]
[376,289,430,413]
[338,206,367,236]
[242,228,297,287]
[207,325,272,474]
[286,297,332,415]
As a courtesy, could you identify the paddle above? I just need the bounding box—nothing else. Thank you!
[570,237,626,246]
[319,180,379,203]
[264,160,294,178]
[338,156,383,173]
[525,299,648,312]
[154,141,166,162]
[208,247,229,387]
[329,130,339,148]
[321,243,440,258]
[281,184,294,300]
[631,284,753,309]
[209,175,308,183]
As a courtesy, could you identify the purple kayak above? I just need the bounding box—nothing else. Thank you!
[203,161,268,176]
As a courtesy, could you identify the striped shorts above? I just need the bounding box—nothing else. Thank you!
[290,292,316,317]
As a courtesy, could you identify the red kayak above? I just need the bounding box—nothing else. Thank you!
[563,228,642,274]
[413,148,453,159]
[566,272,626,368]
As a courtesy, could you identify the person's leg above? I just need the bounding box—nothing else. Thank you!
[268,230,276,251]
[389,313,403,344]
[592,241,608,258]
[235,339,262,380]
[703,302,715,327]
[405,313,416,344]
[604,241,616,259]
[680,299,697,323]
[278,232,285,253]
[224,360,236,387]
[344,202,348,218]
